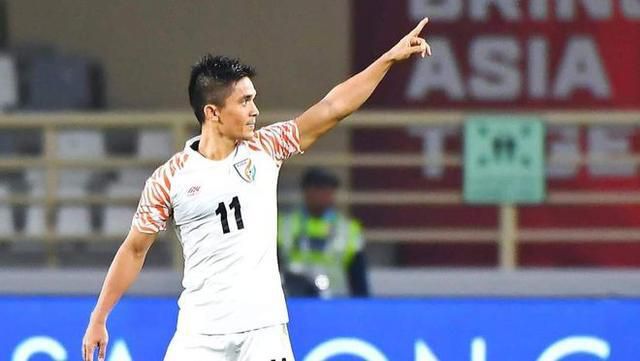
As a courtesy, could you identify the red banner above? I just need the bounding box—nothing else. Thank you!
[351,1,640,267]
[354,0,640,109]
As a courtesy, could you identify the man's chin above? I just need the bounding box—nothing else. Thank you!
[242,130,256,140]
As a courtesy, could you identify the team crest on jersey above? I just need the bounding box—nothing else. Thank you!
[233,158,256,183]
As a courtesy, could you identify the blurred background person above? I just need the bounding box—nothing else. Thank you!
[278,167,369,298]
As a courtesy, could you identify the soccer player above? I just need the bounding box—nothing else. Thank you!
[82,17,431,361]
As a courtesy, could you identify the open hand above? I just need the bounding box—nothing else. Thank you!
[82,320,109,361]
[385,17,431,62]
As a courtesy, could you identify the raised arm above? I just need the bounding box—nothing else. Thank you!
[295,17,431,151]
[82,228,158,361]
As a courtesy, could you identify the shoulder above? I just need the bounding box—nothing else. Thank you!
[147,151,191,187]
[243,120,301,155]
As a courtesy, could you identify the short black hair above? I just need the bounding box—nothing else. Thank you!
[301,167,340,189]
[188,54,256,125]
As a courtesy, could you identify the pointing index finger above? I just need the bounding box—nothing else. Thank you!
[410,17,429,36]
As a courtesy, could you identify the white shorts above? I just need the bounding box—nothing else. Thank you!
[163,323,295,361]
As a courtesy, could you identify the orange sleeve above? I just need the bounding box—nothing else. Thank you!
[248,120,303,164]
[132,177,171,234]
[131,152,188,234]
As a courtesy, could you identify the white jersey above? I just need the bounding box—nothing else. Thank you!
[132,120,302,335]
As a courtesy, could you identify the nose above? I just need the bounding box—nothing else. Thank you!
[251,101,260,117]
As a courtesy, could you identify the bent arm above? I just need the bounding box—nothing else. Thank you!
[89,228,158,323]
[295,17,430,151]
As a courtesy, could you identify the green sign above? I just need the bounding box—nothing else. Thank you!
[464,116,546,204]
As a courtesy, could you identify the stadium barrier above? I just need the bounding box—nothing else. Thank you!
[1,111,640,269]
[2,296,639,360]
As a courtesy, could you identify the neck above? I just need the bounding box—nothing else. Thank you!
[197,123,237,160]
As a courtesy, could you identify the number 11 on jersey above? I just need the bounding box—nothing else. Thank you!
[215,196,245,234]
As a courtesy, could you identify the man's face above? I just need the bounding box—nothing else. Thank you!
[304,186,337,215]
[217,77,259,140]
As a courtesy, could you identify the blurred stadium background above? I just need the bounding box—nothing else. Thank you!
[1,0,640,360]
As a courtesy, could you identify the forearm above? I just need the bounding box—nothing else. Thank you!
[324,52,394,120]
[296,18,429,150]
[90,244,146,323]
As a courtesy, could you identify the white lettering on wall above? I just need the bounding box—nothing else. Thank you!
[412,125,637,181]
[409,0,640,20]
[405,37,612,102]
[530,0,550,20]
[470,37,521,100]
[588,126,635,176]
[553,37,611,99]
[409,0,462,21]
[12,336,66,361]
[557,0,613,20]
[407,38,466,100]
[415,340,442,361]
[304,338,388,361]
[537,336,610,361]
[471,338,487,361]
[107,340,134,361]
[410,126,457,178]
[528,37,548,98]
[470,0,521,21]
[622,0,640,18]
[547,126,581,179]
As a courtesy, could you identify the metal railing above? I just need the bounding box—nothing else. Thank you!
[1,111,639,269]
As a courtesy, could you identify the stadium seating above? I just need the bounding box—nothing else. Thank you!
[106,169,149,198]
[24,169,45,197]
[101,206,135,236]
[22,54,102,110]
[23,206,45,237]
[55,206,92,236]
[137,130,174,159]
[56,129,106,159]
[0,206,13,236]
[0,53,17,111]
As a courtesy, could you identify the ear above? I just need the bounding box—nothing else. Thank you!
[203,104,220,123]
